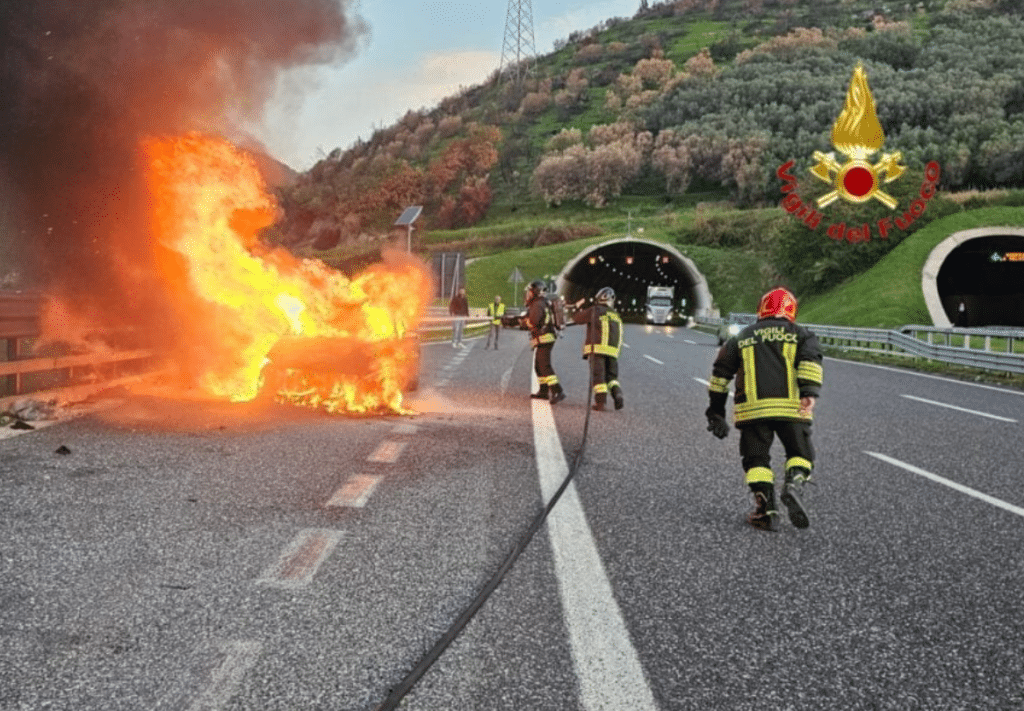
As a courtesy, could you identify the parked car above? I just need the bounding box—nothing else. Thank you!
[501,306,528,329]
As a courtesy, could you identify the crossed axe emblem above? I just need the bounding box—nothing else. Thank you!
[810,149,906,209]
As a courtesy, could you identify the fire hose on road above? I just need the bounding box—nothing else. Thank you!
[372,307,600,711]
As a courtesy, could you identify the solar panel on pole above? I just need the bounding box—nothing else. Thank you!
[394,206,422,253]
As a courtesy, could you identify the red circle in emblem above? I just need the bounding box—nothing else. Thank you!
[843,166,875,197]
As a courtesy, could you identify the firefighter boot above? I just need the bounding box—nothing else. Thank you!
[530,386,550,400]
[610,384,624,410]
[746,484,777,532]
[781,467,811,529]
[592,393,606,412]
[549,384,566,405]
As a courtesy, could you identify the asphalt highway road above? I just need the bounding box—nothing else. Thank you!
[2,323,1024,710]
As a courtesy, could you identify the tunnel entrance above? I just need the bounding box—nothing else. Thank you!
[935,233,1024,327]
[556,238,712,324]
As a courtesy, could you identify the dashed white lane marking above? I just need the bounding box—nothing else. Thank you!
[326,474,383,508]
[501,366,513,395]
[530,372,657,711]
[257,529,343,589]
[866,451,1024,518]
[899,394,1017,422]
[693,376,733,398]
[643,354,664,365]
[623,342,631,349]
[684,339,697,344]
[185,640,263,711]
[367,440,407,463]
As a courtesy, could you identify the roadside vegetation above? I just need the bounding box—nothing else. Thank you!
[263,0,1024,340]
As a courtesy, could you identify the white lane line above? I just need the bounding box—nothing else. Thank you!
[866,451,1024,518]
[623,343,631,349]
[257,529,343,589]
[531,376,657,711]
[500,366,513,395]
[367,440,407,463]
[643,354,664,365]
[391,423,419,435]
[831,357,1024,397]
[684,339,697,344]
[326,474,382,508]
[900,394,1017,422]
[186,640,263,711]
[693,376,733,398]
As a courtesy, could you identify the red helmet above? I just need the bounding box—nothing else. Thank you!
[757,288,798,322]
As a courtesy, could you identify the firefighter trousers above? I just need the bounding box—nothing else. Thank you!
[588,355,621,403]
[738,419,814,486]
[534,343,560,392]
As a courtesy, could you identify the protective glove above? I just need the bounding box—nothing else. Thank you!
[705,408,730,439]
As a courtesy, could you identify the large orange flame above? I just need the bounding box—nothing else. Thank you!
[142,132,431,414]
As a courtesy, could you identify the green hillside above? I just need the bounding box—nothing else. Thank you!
[799,207,1024,327]
[266,0,1024,321]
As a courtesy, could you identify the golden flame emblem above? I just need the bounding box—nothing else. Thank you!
[810,64,905,208]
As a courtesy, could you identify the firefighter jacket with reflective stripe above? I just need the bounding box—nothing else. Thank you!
[572,305,623,358]
[486,302,506,324]
[527,297,556,347]
[708,317,823,424]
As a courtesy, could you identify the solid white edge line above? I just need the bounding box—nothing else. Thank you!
[530,367,658,711]
[828,356,1024,396]
[899,394,1017,422]
[866,451,1024,518]
[643,354,664,365]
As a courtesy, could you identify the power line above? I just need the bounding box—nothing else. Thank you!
[499,0,536,85]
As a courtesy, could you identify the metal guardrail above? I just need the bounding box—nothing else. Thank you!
[696,315,1024,375]
[0,291,159,408]
[0,298,494,406]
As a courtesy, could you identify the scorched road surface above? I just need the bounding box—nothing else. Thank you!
[2,324,1023,710]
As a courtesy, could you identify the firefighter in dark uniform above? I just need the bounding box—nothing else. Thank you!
[525,279,566,404]
[572,287,624,411]
[705,287,823,531]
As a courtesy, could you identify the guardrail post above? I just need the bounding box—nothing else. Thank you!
[985,335,991,352]
[5,337,21,397]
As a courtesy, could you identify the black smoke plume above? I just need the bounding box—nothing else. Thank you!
[0,0,364,331]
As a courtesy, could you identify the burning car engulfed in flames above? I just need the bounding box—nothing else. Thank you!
[142,133,432,415]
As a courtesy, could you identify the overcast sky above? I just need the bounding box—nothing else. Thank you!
[252,0,639,170]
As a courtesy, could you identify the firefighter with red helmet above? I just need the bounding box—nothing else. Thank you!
[572,286,624,411]
[525,279,566,404]
[705,287,823,531]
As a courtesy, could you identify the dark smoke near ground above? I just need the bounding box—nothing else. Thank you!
[0,0,365,337]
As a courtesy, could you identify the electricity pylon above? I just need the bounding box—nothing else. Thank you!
[499,0,536,85]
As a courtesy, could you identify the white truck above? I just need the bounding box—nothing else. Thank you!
[646,285,674,325]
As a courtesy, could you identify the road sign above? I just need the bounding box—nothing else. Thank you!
[508,267,524,306]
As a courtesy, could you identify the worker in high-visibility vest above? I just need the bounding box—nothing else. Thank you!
[485,295,505,350]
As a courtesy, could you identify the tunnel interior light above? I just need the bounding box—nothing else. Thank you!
[589,256,597,265]
[625,256,634,265]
